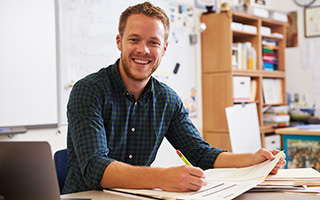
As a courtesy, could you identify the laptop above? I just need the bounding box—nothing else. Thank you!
[0,141,61,200]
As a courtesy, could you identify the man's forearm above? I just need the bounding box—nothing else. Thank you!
[99,160,207,192]
[100,161,163,189]
[213,152,255,168]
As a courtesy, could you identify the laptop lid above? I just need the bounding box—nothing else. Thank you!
[0,141,60,200]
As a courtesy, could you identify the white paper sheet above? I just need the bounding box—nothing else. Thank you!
[107,152,284,200]
[225,103,261,153]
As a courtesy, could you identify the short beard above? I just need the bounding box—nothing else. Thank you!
[120,55,156,82]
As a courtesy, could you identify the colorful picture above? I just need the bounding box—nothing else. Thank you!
[285,137,320,172]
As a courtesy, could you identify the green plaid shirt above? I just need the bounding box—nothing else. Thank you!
[63,59,226,194]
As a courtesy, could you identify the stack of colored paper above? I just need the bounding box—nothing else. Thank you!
[263,105,290,127]
[262,38,279,71]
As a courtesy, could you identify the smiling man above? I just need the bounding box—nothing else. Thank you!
[116,13,167,99]
[63,1,286,195]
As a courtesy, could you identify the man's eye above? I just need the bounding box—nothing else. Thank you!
[150,41,160,46]
[129,38,138,42]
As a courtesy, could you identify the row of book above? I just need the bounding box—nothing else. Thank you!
[262,38,279,71]
[232,42,257,70]
[263,105,290,127]
[233,39,280,71]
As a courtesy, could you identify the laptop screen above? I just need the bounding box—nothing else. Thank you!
[0,141,60,200]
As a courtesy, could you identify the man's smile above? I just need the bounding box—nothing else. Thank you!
[132,58,152,65]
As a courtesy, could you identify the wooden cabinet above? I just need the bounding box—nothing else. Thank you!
[201,11,287,151]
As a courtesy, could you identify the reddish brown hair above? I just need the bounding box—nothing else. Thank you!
[118,1,170,42]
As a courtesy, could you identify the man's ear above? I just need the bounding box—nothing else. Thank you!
[116,34,121,50]
[162,41,168,57]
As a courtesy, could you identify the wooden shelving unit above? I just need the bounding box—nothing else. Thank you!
[201,11,287,151]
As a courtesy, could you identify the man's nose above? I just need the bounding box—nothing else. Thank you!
[136,41,150,54]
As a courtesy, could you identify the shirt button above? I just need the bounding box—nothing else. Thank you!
[131,127,135,132]
[129,155,133,159]
[125,91,130,96]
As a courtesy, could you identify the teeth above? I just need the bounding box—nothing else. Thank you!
[134,59,148,64]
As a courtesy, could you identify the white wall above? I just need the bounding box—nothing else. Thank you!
[266,1,320,116]
[2,0,319,156]
[0,0,201,158]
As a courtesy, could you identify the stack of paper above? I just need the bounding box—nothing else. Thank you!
[263,105,290,127]
[253,168,320,194]
[262,38,279,71]
[106,152,284,200]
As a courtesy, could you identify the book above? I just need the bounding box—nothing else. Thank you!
[263,105,290,127]
[250,79,257,102]
[263,113,290,123]
[262,78,282,104]
[265,105,289,114]
[232,42,256,70]
[232,43,242,69]
[106,152,284,200]
[241,43,248,70]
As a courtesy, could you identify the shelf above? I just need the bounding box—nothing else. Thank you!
[263,103,286,107]
[232,69,260,77]
[201,11,287,151]
[260,125,275,133]
[232,11,259,23]
[261,18,286,27]
[261,70,285,78]
[233,30,258,37]
[202,69,285,77]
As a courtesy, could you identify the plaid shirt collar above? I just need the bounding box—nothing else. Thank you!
[112,59,154,103]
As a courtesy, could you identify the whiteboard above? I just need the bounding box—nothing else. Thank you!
[0,0,58,127]
[56,0,197,125]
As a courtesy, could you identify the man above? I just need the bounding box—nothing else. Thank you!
[63,2,286,194]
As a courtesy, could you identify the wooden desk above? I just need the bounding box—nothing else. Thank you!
[61,190,320,200]
[61,189,320,200]
[61,168,320,200]
[62,168,320,200]
[275,127,320,136]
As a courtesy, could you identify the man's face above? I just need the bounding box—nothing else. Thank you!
[116,14,168,82]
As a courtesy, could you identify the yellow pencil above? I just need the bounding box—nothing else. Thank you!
[176,150,192,166]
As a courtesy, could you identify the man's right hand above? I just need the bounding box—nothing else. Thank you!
[157,165,207,192]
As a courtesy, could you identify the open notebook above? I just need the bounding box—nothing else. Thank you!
[106,151,284,200]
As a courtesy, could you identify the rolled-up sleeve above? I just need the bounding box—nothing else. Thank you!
[65,80,116,192]
[166,96,227,170]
